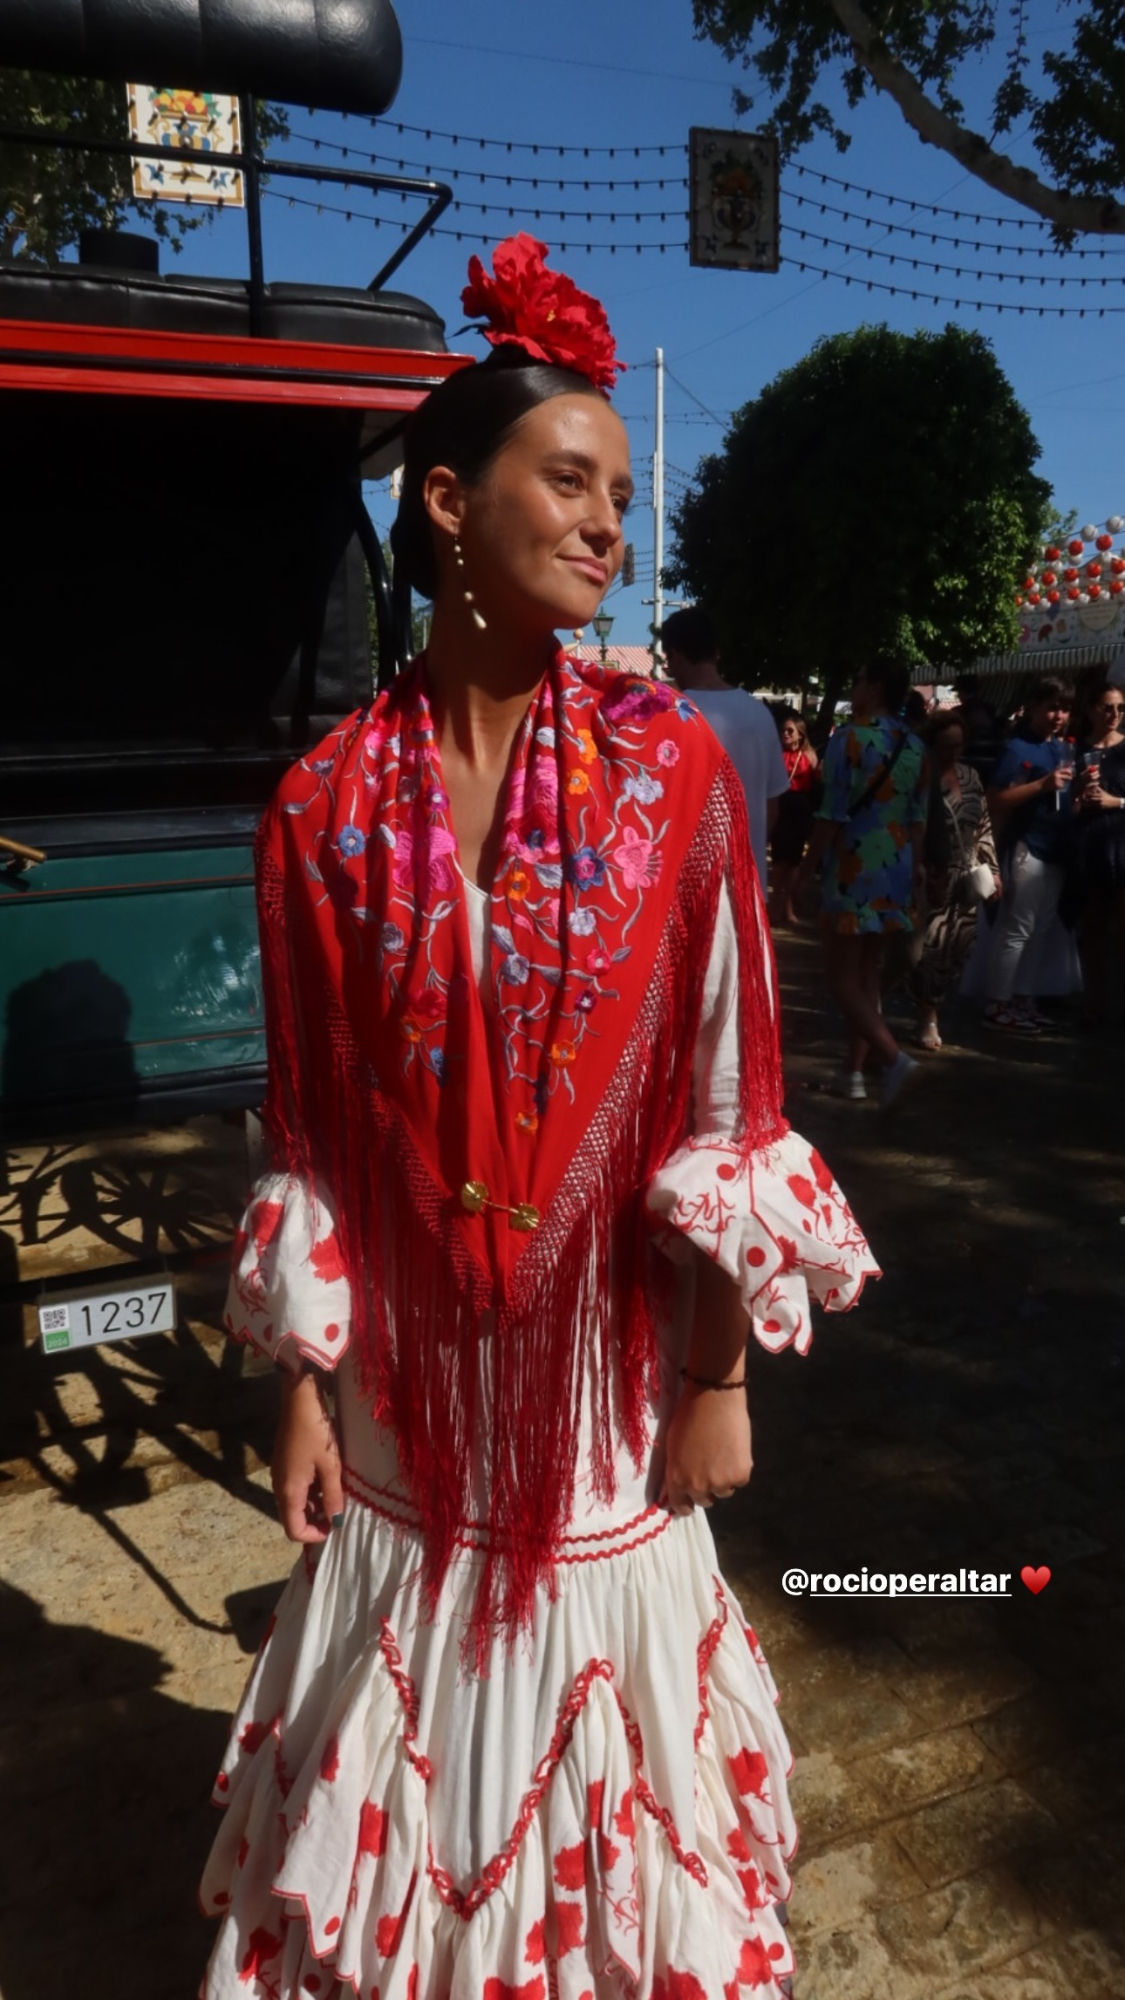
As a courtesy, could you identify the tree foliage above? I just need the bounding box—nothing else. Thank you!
[664,323,1050,715]
[0,70,288,262]
[691,0,1125,236]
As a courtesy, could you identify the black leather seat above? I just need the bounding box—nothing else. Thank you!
[0,259,446,351]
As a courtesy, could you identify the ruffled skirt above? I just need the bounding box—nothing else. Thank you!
[200,1482,797,1999]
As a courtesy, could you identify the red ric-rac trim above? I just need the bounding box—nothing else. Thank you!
[615,1692,708,1887]
[344,1466,672,1565]
[378,1627,708,1917]
[378,1620,434,1784]
[694,1581,729,1749]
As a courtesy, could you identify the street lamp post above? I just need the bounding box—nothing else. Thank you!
[592,609,614,668]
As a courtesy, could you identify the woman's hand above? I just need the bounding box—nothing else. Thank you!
[660,1384,752,1516]
[271,1368,344,1543]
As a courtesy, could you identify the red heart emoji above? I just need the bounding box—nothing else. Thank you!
[1020,1564,1051,1595]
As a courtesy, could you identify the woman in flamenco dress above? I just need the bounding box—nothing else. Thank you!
[202,237,877,2000]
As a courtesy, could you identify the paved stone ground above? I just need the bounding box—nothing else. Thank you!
[1,932,1123,2000]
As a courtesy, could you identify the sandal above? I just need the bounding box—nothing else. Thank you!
[913,1022,942,1052]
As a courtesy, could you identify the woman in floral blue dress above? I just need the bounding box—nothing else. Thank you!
[797,659,928,1106]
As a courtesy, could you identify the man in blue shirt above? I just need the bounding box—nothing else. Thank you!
[983,679,1074,1032]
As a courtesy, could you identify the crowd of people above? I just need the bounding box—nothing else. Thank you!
[658,612,1125,1104]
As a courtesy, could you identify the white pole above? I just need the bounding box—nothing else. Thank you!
[653,345,664,667]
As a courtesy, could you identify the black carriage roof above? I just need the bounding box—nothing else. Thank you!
[0,0,463,419]
[0,0,403,117]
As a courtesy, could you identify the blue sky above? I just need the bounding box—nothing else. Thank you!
[167,0,1125,644]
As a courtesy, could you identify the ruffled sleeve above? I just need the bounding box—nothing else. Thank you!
[223,1173,352,1373]
[646,885,879,1352]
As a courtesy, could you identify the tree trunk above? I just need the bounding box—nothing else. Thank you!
[827,0,1125,238]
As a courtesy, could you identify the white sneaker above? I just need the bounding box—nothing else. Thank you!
[880,1051,920,1110]
[829,1069,867,1100]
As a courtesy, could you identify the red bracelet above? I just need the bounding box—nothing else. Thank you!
[680,1368,746,1391]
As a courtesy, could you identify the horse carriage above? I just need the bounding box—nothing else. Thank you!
[0,0,461,1345]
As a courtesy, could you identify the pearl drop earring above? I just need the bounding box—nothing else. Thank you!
[453,535,487,631]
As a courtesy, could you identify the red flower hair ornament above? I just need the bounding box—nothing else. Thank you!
[461,234,624,393]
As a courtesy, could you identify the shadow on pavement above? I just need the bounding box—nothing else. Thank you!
[714,928,1125,1972]
[0,1580,228,2000]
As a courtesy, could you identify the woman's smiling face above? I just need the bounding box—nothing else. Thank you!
[451,393,633,635]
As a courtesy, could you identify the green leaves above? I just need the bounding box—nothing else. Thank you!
[664,322,1050,715]
[0,71,290,263]
[691,0,1125,230]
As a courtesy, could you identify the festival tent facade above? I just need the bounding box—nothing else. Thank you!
[976,515,1124,696]
[913,515,1125,708]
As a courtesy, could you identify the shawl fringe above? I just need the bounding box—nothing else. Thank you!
[257,742,783,1672]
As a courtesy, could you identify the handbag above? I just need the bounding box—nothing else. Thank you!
[948,784,997,903]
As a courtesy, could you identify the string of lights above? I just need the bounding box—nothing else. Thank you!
[789,225,1124,286]
[786,188,1125,260]
[287,130,684,192]
[264,187,686,253]
[349,120,1110,247]
[285,128,1125,272]
[783,162,1054,230]
[357,115,681,159]
[787,254,1125,314]
[265,151,1125,315]
[663,366,728,426]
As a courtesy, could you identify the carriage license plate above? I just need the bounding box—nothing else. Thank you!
[38,1280,177,1354]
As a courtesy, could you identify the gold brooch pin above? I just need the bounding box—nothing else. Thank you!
[460,1181,540,1232]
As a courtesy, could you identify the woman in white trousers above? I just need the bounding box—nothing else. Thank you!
[984,680,1073,1034]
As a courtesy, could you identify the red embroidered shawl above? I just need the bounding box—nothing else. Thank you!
[256,653,784,1658]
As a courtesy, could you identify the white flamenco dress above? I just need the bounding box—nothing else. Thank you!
[202,884,876,2000]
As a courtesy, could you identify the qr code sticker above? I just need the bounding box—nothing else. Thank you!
[40,1304,70,1333]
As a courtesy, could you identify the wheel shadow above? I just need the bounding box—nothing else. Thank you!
[0,1580,230,2000]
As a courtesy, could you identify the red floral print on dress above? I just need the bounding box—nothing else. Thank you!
[553,1841,587,1891]
[357,1801,388,1856]
[730,1934,785,1987]
[483,1979,546,2000]
[238,1926,282,1981]
[375,1871,416,1956]
[728,1747,772,1801]
[238,1718,272,1755]
[584,1777,622,1872]
[249,1199,284,1251]
[556,1901,586,1955]
[310,1233,346,1283]
[727,1825,769,1912]
[461,234,624,392]
[319,1734,339,1782]
[652,1970,709,2000]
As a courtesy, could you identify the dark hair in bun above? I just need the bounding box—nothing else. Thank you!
[389,348,602,602]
